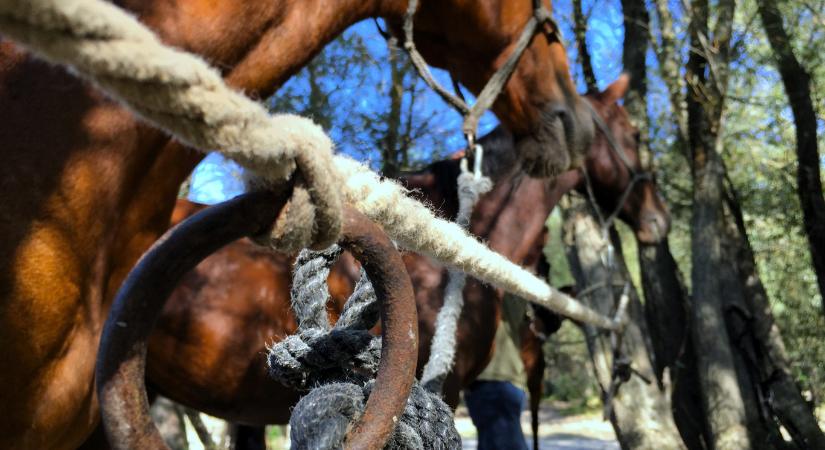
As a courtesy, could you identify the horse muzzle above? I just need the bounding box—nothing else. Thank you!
[515,100,594,178]
[636,210,671,244]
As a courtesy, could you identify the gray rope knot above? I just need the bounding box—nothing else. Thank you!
[269,246,460,449]
[267,328,381,389]
[290,382,461,450]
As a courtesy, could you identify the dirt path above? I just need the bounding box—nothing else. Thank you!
[183,400,619,449]
[455,402,619,450]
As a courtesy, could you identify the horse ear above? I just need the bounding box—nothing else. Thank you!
[599,73,630,104]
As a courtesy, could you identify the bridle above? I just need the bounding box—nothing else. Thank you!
[577,100,656,420]
[394,0,567,395]
[581,99,653,237]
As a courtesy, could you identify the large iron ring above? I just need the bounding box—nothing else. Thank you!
[95,189,418,450]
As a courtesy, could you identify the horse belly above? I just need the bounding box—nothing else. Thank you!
[145,247,303,424]
[0,43,151,448]
[0,226,102,449]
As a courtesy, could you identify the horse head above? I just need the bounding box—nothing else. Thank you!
[125,0,590,178]
[580,75,670,244]
[398,77,671,246]
[384,0,594,178]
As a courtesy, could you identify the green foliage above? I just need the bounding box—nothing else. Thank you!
[545,210,576,288]
[266,425,287,450]
[648,0,825,404]
[541,320,600,411]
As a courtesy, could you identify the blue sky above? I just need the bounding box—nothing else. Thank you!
[188,3,624,204]
[187,0,814,204]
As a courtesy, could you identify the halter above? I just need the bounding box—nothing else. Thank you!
[578,102,655,419]
[581,100,652,237]
[402,1,562,394]
[402,0,563,164]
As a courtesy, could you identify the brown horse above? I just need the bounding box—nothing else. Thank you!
[406,77,669,408]
[0,1,592,448]
[144,77,668,433]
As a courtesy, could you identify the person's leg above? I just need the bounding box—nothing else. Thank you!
[464,381,528,450]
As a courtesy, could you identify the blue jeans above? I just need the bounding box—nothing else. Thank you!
[464,381,528,450]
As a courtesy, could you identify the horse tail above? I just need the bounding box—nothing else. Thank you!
[531,391,540,450]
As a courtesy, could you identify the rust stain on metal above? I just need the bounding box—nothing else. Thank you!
[95,189,418,450]
[339,208,418,450]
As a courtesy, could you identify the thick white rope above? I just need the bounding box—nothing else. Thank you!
[0,0,342,251]
[337,159,619,330]
[420,157,492,392]
[0,0,620,330]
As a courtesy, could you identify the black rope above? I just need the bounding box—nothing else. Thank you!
[269,247,461,449]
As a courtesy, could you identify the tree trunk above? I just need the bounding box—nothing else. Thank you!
[639,242,711,450]
[305,59,333,132]
[650,0,820,447]
[650,0,689,150]
[716,219,783,449]
[688,143,750,450]
[756,0,825,314]
[619,0,651,166]
[685,0,753,447]
[380,36,405,178]
[561,198,685,450]
[572,0,598,93]
[722,174,825,449]
[623,5,711,446]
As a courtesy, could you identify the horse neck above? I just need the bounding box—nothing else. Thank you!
[466,174,550,265]
[121,0,382,96]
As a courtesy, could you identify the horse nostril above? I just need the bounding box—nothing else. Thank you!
[550,106,576,158]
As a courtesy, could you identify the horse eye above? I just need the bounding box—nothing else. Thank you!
[633,131,641,142]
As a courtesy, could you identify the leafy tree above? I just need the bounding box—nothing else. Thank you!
[267,22,464,174]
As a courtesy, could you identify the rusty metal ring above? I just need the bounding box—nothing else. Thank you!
[95,190,418,450]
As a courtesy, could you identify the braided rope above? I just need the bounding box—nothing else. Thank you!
[270,249,461,449]
[0,0,622,331]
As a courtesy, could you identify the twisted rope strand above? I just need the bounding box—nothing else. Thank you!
[0,0,620,331]
[420,169,492,392]
[0,0,342,250]
[337,158,620,330]
[272,248,460,449]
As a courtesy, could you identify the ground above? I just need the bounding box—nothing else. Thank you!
[455,400,619,450]
[177,398,619,449]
